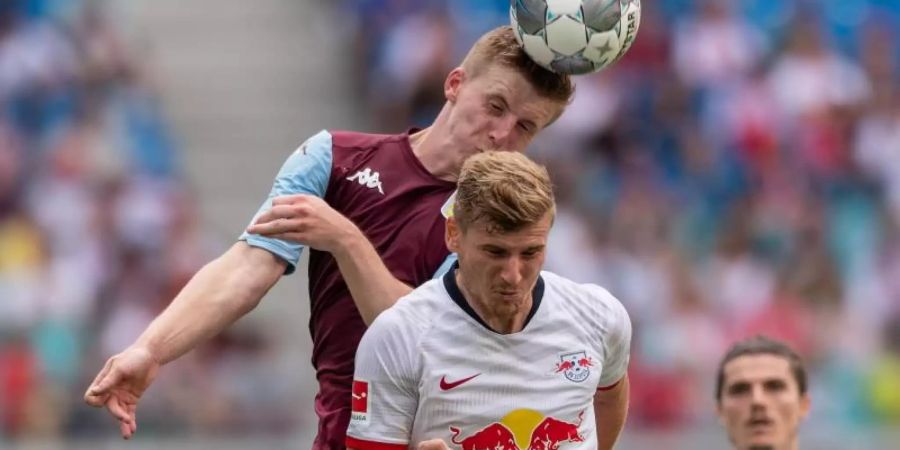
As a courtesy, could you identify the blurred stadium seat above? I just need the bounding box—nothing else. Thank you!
[1,0,898,448]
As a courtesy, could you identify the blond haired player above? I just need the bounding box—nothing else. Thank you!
[84,26,573,448]
[347,152,631,450]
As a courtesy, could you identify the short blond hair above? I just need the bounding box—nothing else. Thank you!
[454,152,555,233]
[460,26,574,105]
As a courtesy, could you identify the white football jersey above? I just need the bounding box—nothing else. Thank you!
[346,269,632,450]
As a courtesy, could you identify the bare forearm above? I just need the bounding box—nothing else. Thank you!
[332,234,412,325]
[594,375,629,450]
[134,243,284,364]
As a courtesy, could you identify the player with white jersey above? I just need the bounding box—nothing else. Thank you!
[346,151,632,450]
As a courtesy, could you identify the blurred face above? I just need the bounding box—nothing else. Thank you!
[446,213,552,316]
[443,65,562,159]
[717,355,810,450]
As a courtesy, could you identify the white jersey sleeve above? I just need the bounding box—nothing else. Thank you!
[592,286,632,389]
[347,303,422,449]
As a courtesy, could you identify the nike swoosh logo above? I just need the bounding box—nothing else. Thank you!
[440,373,481,391]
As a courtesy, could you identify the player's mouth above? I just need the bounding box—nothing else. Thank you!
[495,290,521,300]
[746,416,774,434]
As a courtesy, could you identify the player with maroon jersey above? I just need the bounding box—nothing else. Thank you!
[83,26,572,449]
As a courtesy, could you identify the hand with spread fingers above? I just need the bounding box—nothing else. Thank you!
[246,194,361,254]
[83,347,160,440]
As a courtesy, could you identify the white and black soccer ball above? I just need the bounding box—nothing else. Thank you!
[510,0,642,75]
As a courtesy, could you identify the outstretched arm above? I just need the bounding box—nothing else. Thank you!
[84,242,285,438]
[134,242,285,364]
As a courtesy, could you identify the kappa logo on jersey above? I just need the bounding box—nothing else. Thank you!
[555,351,594,383]
[346,168,385,195]
[350,380,370,425]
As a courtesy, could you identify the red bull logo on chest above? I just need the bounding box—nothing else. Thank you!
[555,351,594,383]
[449,409,585,450]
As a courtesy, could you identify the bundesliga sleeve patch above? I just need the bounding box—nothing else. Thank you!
[351,379,370,426]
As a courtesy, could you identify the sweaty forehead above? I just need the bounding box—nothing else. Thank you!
[724,354,794,386]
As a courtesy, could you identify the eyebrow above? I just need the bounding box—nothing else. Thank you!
[727,377,789,390]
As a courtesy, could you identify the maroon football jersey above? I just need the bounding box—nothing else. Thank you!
[309,130,455,449]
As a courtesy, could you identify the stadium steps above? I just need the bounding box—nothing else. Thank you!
[116,1,367,445]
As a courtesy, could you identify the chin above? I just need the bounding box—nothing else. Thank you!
[743,438,777,450]
[497,294,527,307]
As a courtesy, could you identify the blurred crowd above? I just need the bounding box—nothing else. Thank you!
[0,0,297,440]
[342,0,900,430]
[3,0,900,443]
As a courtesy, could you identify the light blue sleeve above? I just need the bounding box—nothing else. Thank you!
[239,130,333,274]
[431,253,458,279]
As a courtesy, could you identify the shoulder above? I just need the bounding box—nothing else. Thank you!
[367,278,448,342]
[291,129,333,156]
[540,271,629,326]
[328,129,409,151]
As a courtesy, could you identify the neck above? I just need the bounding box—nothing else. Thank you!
[410,107,462,182]
[455,270,532,334]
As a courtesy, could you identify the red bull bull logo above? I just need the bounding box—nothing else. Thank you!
[449,409,585,450]
[450,423,518,450]
[555,351,593,383]
[527,411,585,450]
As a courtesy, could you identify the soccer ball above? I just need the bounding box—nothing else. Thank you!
[510,0,642,75]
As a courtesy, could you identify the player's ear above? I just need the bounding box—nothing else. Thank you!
[444,67,465,103]
[799,393,811,420]
[715,403,726,426]
[446,217,461,252]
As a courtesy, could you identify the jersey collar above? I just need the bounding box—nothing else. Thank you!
[442,261,544,334]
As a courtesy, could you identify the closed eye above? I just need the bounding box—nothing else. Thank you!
[482,246,507,258]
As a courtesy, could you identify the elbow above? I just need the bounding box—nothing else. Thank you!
[214,246,285,314]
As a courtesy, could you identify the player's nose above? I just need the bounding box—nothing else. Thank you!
[488,116,517,148]
[499,257,524,286]
[749,385,767,406]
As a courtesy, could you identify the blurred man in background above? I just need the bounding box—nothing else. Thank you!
[715,335,810,450]
[346,151,631,450]
[84,25,572,449]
